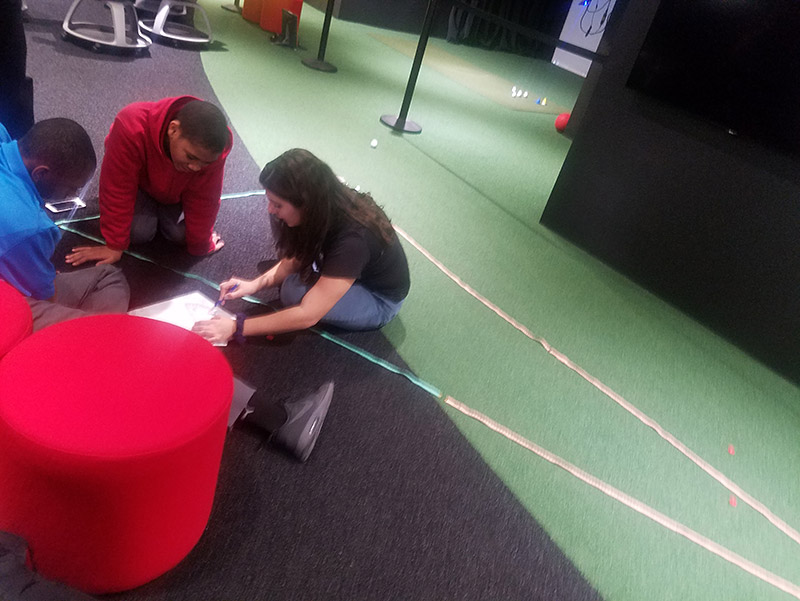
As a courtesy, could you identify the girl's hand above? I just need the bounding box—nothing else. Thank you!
[218,278,256,303]
[191,316,236,344]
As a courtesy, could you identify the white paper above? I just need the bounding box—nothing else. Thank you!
[128,291,234,346]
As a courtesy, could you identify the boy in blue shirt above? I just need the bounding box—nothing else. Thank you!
[0,118,129,330]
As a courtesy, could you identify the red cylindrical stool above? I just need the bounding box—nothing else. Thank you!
[0,314,233,593]
[260,0,302,34]
[241,0,263,23]
[0,281,33,359]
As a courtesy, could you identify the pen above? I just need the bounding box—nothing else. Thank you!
[212,283,239,310]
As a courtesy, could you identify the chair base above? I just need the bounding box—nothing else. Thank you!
[62,0,152,52]
[61,25,152,52]
[138,19,210,46]
[138,0,212,47]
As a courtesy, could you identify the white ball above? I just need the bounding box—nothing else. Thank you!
[370,139,378,148]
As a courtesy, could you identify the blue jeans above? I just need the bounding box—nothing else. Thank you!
[280,273,403,331]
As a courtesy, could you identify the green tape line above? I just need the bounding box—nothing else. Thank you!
[55,214,100,226]
[57,222,444,401]
[58,224,223,290]
[54,191,262,227]
[312,329,443,398]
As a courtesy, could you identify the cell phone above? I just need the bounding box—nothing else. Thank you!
[45,198,86,213]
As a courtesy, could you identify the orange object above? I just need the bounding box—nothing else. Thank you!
[241,0,263,23]
[260,0,303,35]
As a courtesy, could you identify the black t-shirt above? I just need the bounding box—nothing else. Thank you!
[318,219,410,302]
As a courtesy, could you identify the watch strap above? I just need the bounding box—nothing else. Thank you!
[234,313,247,344]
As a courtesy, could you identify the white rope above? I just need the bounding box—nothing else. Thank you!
[393,224,800,549]
[444,395,800,600]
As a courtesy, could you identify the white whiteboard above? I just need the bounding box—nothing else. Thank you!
[552,0,617,78]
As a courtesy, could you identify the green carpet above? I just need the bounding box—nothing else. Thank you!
[370,33,569,114]
[200,4,800,600]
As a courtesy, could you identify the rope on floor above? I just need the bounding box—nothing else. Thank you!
[393,223,800,552]
[445,395,800,600]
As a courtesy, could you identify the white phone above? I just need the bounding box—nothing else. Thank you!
[45,197,86,213]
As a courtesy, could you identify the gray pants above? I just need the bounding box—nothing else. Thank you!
[26,265,130,332]
[129,189,186,245]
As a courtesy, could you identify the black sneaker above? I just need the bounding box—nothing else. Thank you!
[273,381,334,462]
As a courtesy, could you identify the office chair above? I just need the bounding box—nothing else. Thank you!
[62,0,151,52]
[135,0,212,47]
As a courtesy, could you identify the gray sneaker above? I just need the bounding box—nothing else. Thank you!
[273,381,334,462]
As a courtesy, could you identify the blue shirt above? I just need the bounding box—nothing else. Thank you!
[0,123,61,300]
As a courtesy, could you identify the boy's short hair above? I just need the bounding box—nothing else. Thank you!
[18,118,96,179]
[174,100,229,155]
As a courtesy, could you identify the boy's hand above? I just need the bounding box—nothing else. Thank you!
[66,246,123,266]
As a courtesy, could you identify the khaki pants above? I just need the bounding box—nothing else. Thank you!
[26,265,130,332]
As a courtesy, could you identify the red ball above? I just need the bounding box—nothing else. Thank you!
[555,112,570,133]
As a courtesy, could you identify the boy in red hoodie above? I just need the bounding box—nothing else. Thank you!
[66,96,232,266]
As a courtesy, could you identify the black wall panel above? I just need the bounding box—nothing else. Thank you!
[541,0,800,384]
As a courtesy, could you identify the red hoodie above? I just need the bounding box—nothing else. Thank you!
[98,96,233,255]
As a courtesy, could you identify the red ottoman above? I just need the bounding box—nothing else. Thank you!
[0,314,233,593]
[260,0,302,34]
[0,281,33,359]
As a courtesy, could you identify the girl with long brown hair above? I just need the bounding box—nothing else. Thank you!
[192,148,410,344]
